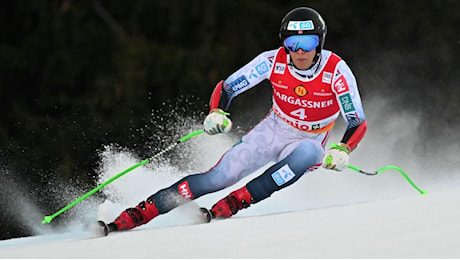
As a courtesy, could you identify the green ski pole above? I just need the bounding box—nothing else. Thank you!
[41,159,149,224]
[325,150,426,195]
[346,164,427,195]
[41,129,204,224]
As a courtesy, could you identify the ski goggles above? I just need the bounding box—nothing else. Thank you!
[283,35,319,52]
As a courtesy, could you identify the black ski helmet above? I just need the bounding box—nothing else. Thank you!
[279,7,327,62]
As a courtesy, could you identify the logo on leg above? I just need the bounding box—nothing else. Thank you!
[178,181,194,199]
[271,165,295,186]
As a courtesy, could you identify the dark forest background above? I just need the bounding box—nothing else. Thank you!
[0,0,459,240]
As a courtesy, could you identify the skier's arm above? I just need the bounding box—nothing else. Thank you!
[333,60,367,152]
[340,121,367,152]
[322,61,366,170]
[209,50,277,111]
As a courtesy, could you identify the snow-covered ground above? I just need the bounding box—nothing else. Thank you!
[1,97,459,258]
[1,186,459,258]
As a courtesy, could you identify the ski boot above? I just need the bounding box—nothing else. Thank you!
[210,186,255,219]
[109,196,160,231]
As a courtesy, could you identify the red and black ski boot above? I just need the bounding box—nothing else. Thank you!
[210,186,255,219]
[109,197,160,232]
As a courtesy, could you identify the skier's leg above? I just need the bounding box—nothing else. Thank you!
[110,116,279,231]
[210,139,324,218]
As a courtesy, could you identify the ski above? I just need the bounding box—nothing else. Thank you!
[83,220,111,237]
[95,220,119,236]
[93,209,212,237]
[199,207,214,223]
[97,220,110,236]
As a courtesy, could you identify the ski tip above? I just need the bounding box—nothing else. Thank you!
[97,220,109,236]
[199,207,213,223]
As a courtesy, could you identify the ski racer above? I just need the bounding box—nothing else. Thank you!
[106,7,367,232]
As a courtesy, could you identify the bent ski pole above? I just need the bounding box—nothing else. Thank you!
[347,164,427,195]
[41,129,204,224]
[324,144,426,195]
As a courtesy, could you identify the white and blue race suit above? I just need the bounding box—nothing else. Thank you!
[151,48,367,213]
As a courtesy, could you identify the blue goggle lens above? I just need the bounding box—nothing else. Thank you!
[283,35,319,52]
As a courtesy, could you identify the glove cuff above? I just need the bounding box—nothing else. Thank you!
[210,108,230,116]
[329,143,351,154]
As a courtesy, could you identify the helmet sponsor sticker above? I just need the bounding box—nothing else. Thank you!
[287,20,314,31]
[271,164,295,186]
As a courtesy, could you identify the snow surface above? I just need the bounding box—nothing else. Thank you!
[1,188,460,258]
[1,97,460,258]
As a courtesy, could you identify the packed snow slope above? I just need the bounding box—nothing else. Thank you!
[1,187,459,258]
[1,96,459,258]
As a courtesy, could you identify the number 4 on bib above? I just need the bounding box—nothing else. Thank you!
[290,108,307,119]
